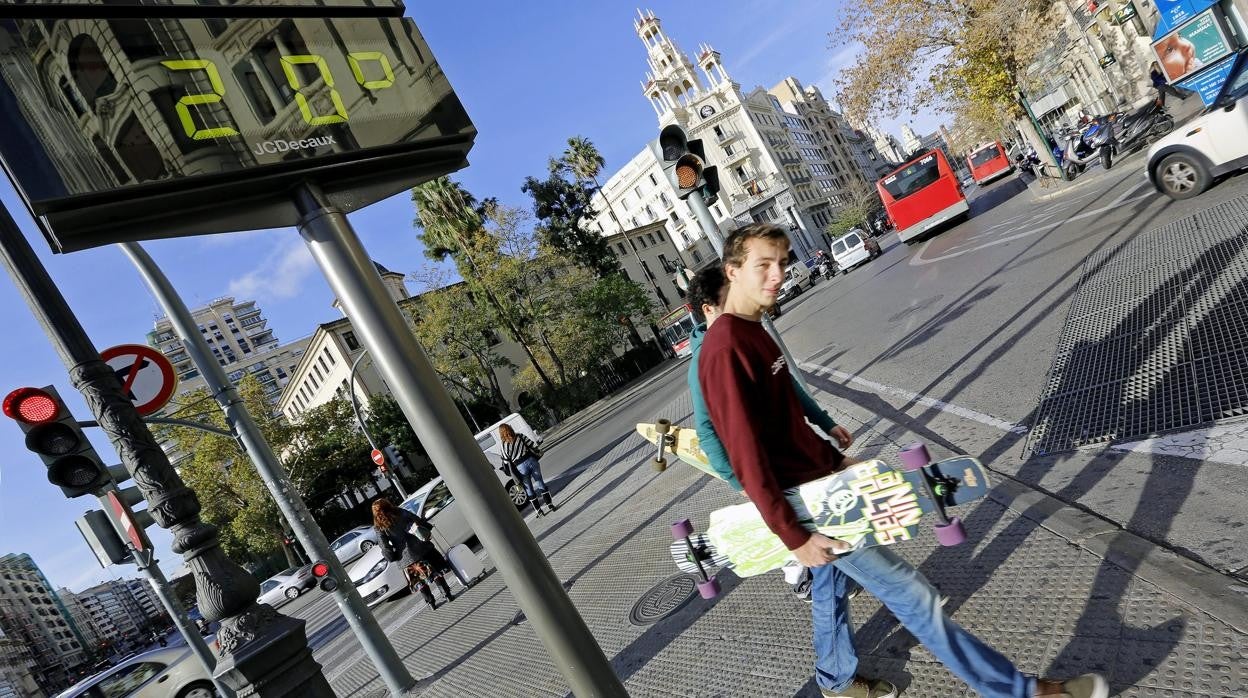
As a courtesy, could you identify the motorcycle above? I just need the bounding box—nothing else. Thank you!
[814,254,837,279]
[1056,122,1109,179]
[1101,101,1174,169]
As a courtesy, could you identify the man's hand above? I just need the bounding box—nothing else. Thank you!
[793,533,851,568]
[829,425,854,449]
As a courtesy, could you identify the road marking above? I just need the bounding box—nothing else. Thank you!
[800,362,1028,434]
[910,178,1153,266]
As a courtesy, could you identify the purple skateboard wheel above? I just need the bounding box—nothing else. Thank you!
[671,519,693,540]
[899,443,932,471]
[934,517,967,546]
[697,578,721,599]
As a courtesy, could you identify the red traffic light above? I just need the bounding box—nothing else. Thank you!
[311,560,331,578]
[3,388,60,424]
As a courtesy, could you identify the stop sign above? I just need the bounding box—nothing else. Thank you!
[371,449,385,466]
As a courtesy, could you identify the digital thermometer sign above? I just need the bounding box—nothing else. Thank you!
[0,15,474,251]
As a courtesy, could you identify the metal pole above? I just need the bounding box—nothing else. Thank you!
[128,546,235,698]
[345,351,406,497]
[117,242,416,696]
[684,191,811,392]
[293,182,627,698]
[0,205,330,697]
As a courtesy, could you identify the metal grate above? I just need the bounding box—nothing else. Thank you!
[1027,197,1248,455]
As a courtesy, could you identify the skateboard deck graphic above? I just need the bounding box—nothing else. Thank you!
[636,421,718,476]
[668,445,990,594]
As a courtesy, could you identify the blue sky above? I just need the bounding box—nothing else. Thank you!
[0,1,944,593]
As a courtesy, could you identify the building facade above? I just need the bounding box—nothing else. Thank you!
[604,220,715,312]
[0,555,89,694]
[64,581,153,657]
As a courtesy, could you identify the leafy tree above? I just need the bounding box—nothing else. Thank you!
[835,0,1054,142]
[281,398,373,512]
[521,159,620,278]
[363,395,437,488]
[824,177,883,240]
[413,177,561,393]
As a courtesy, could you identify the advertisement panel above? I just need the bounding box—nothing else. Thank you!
[1151,8,1235,82]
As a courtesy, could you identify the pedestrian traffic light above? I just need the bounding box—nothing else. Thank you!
[3,386,109,498]
[311,559,338,592]
[650,124,720,205]
[383,444,406,472]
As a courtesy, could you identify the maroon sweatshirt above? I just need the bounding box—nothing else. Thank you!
[698,313,844,550]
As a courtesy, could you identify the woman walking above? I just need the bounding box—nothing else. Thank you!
[499,423,554,516]
[371,499,454,608]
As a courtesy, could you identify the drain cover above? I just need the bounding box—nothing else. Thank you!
[629,573,699,626]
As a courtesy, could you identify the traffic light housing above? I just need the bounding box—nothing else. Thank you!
[383,444,406,473]
[650,124,720,205]
[3,386,109,498]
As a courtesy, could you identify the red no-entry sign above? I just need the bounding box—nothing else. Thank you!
[371,449,385,466]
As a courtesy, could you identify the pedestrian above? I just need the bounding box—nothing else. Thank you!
[698,222,1108,698]
[1150,61,1193,106]
[499,423,554,516]
[686,263,857,603]
[371,499,454,609]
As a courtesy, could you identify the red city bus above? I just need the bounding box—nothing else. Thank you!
[877,149,969,244]
[967,141,1014,184]
[657,304,697,358]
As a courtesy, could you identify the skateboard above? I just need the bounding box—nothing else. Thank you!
[669,443,990,598]
[636,420,718,476]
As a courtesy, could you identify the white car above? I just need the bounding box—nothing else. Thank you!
[1148,50,1248,199]
[830,229,881,272]
[776,263,813,304]
[256,565,315,607]
[329,525,380,565]
[349,474,503,606]
[56,647,216,698]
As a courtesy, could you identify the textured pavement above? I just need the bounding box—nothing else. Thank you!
[325,384,1248,697]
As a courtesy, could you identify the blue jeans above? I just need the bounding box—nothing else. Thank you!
[813,546,1035,697]
[515,456,548,498]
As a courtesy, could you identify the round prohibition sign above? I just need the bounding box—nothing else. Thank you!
[99,344,178,416]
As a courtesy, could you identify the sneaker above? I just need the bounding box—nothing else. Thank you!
[793,576,813,602]
[819,676,898,698]
[1034,674,1109,698]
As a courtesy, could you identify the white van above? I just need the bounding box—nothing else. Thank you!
[831,228,881,272]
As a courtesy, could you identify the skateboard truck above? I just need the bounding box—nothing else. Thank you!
[671,519,720,598]
[652,418,672,472]
[898,443,967,546]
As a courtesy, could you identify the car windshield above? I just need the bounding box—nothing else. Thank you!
[423,483,454,517]
[844,233,861,247]
[881,155,940,200]
[401,494,429,517]
[969,145,1001,167]
[1218,53,1248,103]
[832,239,847,255]
[784,268,794,280]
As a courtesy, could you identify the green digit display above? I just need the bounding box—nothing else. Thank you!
[348,52,395,90]
[281,54,349,126]
[159,59,240,140]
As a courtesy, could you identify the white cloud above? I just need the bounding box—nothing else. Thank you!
[227,237,318,302]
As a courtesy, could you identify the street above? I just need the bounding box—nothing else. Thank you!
[297,164,1248,696]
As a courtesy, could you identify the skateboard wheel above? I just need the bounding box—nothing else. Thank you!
[934,517,967,546]
[656,419,671,434]
[652,458,668,472]
[899,443,933,471]
[697,578,721,599]
[671,519,693,540]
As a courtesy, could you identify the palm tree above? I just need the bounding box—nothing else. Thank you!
[411,177,559,394]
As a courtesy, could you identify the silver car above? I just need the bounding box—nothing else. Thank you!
[329,525,380,565]
[56,647,216,698]
[256,565,314,607]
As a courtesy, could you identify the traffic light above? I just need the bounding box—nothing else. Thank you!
[650,124,720,205]
[3,386,109,498]
[383,444,406,473]
[311,559,337,592]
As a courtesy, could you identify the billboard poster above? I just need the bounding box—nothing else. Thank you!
[1151,8,1235,82]
[1152,0,1217,37]
[1177,54,1238,104]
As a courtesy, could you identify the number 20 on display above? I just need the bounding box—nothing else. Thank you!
[160,51,396,140]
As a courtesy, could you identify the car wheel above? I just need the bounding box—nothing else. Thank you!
[1157,153,1209,200]
[284,587,300,600]
[177,681,216,698]
[508,481,529,508]
[360,540,375,554]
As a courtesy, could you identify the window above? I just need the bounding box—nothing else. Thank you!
[323,347,336,366]
[318,356,329,374]
[342,331,360,351]
[648,173,657,186]
[97,661,165,697]
[616,243,626,254]
[634,185,643,199]
[659,192,672,208]
[669,212,680,227]
[655,229,664,242]
[420,483,454,518]
[646,233,656,245]
[658,254,676,274]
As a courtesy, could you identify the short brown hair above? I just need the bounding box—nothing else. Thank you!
[722,223,789,268]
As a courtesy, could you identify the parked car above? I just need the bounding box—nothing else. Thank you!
[830,229,881,273]
[55,647,216,698]
[474,414,541,507]
[256,565,315,607]
[329,525,380,565]
[1148,49,1248,200]
[777,262,814,305]
[349,474,499,606]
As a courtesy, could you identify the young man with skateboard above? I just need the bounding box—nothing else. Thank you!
[698,223,1107,698]
[686,264,854,603]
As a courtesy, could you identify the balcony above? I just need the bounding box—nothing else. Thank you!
[714,128,742,144]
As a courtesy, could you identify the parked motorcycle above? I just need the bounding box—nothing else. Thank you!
[1101,101,1174,169]
[1057,122,1109,179]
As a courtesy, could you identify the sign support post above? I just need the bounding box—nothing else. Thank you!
[293,182,628,697]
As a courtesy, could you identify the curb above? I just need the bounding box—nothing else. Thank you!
[1026,165,1139,203]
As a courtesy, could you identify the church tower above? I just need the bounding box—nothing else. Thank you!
[636,9,706,118]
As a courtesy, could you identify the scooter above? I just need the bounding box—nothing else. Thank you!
[815,255,837,279]
[1057,123,1110,179]
[1102,101,1174,169]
